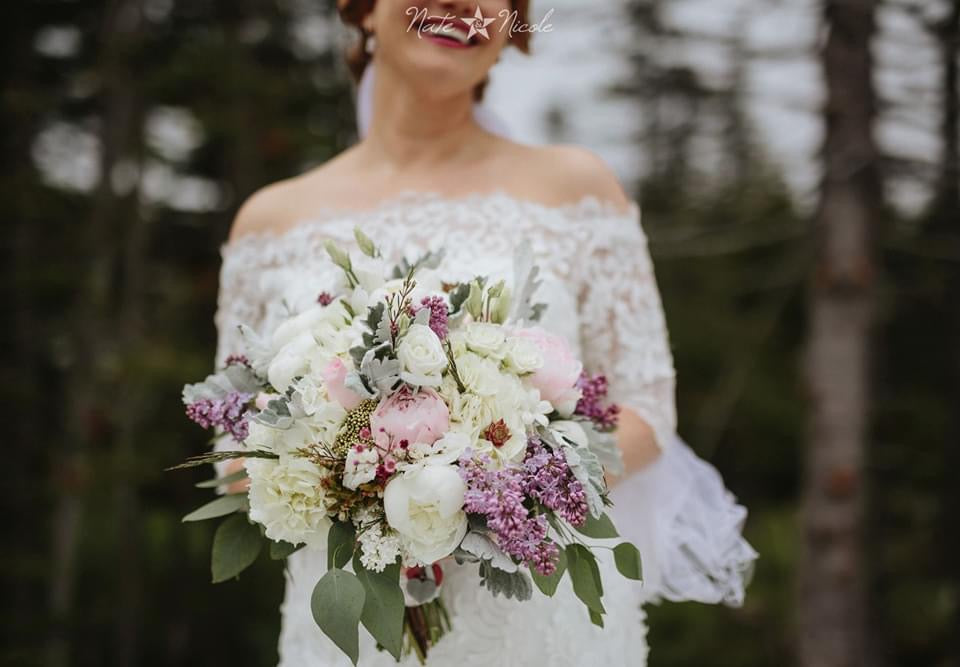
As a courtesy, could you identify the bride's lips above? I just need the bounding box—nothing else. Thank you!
[419,16,480,49]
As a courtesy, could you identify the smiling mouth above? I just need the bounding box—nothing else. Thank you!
[419,17,480,48]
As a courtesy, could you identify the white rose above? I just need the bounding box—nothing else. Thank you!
[246,456,332,548]
[384,464,468,564]
[464,322,506,358]
[246,420,314,455]
[268,332,316,393]
[397,324,448,387]
[503,337,544,375]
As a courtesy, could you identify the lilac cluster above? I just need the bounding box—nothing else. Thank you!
[185,391,252,442]
[459,455,559,575]
[523,439,588,526]
[574,372,620,431]
[411,296,449,340]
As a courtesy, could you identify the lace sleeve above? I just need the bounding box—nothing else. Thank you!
[577,206,677,453]
[578,206,757,607]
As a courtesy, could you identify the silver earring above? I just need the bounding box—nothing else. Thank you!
[365,34,377,54]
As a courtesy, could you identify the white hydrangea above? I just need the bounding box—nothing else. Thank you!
[246,455,332,548]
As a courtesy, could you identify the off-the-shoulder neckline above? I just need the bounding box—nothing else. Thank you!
[222,189,639,252]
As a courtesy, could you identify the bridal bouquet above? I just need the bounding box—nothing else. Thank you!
[172,229,641,664]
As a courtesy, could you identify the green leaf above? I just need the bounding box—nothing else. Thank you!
[194,470,247,488]
[327,521,356,571]
[211,515,262,583]
[566,544,605,614]
[573,512,619,539]
[181,493,248,522]
[353,555,404,660]
[613,542,643,581]
[478,561,533,601]
[589,608,605,628]
[530,547,567,597]
[311,569,365,665]
[270,540,303,560]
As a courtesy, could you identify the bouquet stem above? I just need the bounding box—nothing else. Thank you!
[404,599,451,664]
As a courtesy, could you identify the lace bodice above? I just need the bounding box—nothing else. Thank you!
[212,191,754,665]
[216,190,677,455]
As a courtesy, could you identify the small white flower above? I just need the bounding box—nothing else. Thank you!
[343,446,380,490]
[355,513,402,573]
[397,324,448,387]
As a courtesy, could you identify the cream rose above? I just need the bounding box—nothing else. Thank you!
[464,322,506,358]
[384,464,468,564]
[502,336,544,374]
[397,324,448,387]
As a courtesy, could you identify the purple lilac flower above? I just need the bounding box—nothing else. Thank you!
[411,296,449,340]
[185,391,252,442]
[574,372,620,431]
[523,438,588,526]
[459,454,559,575]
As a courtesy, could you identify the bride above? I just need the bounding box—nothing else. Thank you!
[215,0,756,664]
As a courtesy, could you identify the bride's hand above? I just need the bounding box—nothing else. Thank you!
[606,408,661,487]
[224,458,250,495]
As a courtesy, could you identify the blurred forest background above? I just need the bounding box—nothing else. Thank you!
[1,0,957,666]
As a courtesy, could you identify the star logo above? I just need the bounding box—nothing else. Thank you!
[461,7,496,41]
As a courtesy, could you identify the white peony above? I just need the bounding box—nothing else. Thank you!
[246,455,332,548]
[384,464,468,564]
[464,322,506,359]
[397,324,448,387]
[502,336,544,375]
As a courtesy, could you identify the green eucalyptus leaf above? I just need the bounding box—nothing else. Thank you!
[530,547,567,597]
[573,512,619,539]
[194,469,247,489]
[613,542,643,581]
[211,514,262,583]
[565,544,605,614]
[270,540,303,560]
[181,493,248,522]
[352,555,404,661]
[327,521,356,571]
[311,569,365,665]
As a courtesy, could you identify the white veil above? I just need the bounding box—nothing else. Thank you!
[353,64,757,607]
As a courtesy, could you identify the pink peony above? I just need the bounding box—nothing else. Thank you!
[321,357,363,411]
[512,327,583,412]
[371,386,449,448]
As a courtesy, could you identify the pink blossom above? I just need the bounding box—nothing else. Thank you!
[321,358,363,411]
[513,327,583,408]
[370,386,449,448]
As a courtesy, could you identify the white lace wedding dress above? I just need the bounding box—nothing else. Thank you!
[214,191,757,666]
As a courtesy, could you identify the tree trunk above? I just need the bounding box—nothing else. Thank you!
[799,1,882,666]
[932,0,959,225]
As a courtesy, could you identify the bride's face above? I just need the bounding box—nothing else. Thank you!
[367,0,513,99]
